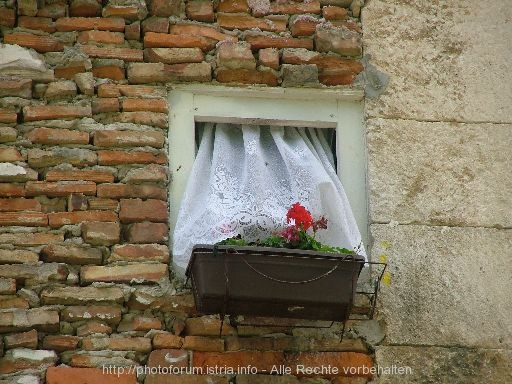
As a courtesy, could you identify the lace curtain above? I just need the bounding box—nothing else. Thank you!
[172,123,366,274]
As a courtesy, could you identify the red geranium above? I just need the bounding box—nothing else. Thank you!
[286,202,314,231]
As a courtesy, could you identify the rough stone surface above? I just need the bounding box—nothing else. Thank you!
[362,0,512,123]
[371,224,512,349]
[281,64,319,87]
[40,286,124,305]
[367,119,512,228]
[0,45,54,82]
[375,346,512,384]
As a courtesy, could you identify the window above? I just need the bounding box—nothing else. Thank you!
[168,85,367,268]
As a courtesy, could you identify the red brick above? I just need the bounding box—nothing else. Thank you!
[128,62,211,84]
[0,232,63,246]
[41,244,103,265]
[110,244,169,263]
[185,316,236,336]
[122,98,168,113]
[23,105,92,122]
[126,222,168,243]
[323,5,348,20]
[286,352,374,378]
[149,0,181,17]
[319,73,357,86]
[25,127,89,145]
[92,65,125,80]
[76,320,113,337]
[97,183,166,200]
[56,17,125,32]
[88,197,119,211]
[148,349,188,368]
[82,221,120,246]
[100,111,168,128]
[48,211,117,228]
[92,98,120,114]
[81,45,143,61]
[0,109,17,124]
[258,48,280,69]
[4,33,65,53]
[0,198,41,212]
[315,26,362,57]
[125,21,141,40]
[193,351,285,373]
[102,5,144,21]
[152,333,183,349]
[142,17,170,33]
[0,8,15,28]
[246,35,314,50]
[0,77,32,99]
[169,24,237,42]
[0,296,30,309]
[77,30,125,45]
[47,367,136,384]
[217,13,287,32]
[0,249,39,264]
[43,335,80,352]
[0,184,25,198]
[119,198,167,223]
[46,170,114,183]
[69,0,102,17]
[217,42,256,70]
[55,64,88,79]
[118,315,163,332]
[217,0,249,13]
[38,3,68,18]
[216,68,278,86]
[268,0,321,16]
[40,286,124,305]
[61,305,122,324]
[123,164,167,183]
[82,336,152,352]
[4,329,38,349]
[144,47,204,64]
[26,181,96,197]
[97,84,166,98]
[186,0,215,22]
[18,16,56,33]
[94,130,165,148]
[0,148,23,162]
[0,212,48,226]
[290,16,320,37]
[98,150,167,165]
[144,32,216,51]
[183,336,224,352]
[80,263,168,284]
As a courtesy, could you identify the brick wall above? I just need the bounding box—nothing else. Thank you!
[0,1,371,383]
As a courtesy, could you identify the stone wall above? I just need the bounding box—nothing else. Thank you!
[0,1,374,384]
[363,1,511,383]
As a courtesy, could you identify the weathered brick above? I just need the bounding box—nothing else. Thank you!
[0,77,32,98]
[216,68,278,86]
[0,7,15,27]
[43,335,80,352]
[119,198,167,223]
[0,232,63,246]
[77,30,125,45]
[128,291,195,313]
[4,329,38,349]
[142,16,169,33]
[75,72,95,95]
[17,0,38,16]
[323,5,348,20]
[41,286,124,305]
[258,47,280,70]
[97,183,167,200]
[217,42,256,70]
[146,375,229,384]
[47,367,137,384]
[38,2,68,18]
[0,109,18,124]
[61,305,122,325]
[0,308,60,333]
[268,0,321,16]
[102,4,147,21]
[94,130,165,148]
[218,13,287,32]
[67,193,89,211]
[97,111,168,128]
[91,65,124,81]
[169,24,237,42]
[55,64,88,79]
[0,148,23,162]
[123,164,168,183]
[185,316,236,336]
[319,73,357,86]
[69,0,102,17]
[149,0,181,17]
[82,336,152,352]
[68,352,136,367]
[41,244,102,265]
[282,49,363,74]
[0,183,25,198]
[98,150,166,165]
[0,198,41,212]
[110,244,169,263]
[148,349,188,368]
[25,127,89,145]
[125,20,141,40]
[0,164,37,183]
[144,47,204,65]
[193,351,285,372]
[0,263,67,286]
[0,212,48,227]
[183,336,225,352]
[23,104,92,122]
[286,352,373,377]
[56,17,125,32]
[0,128,17,144]
[81,263,168,284]
[46,169,114,183]
[122,98,168,113]
[0,296,29,309]
[128,62,211,83]
[81,221,120,246]
[92,97,120,114]
[4,33,65,53]
[97,84,166,98]
[88,197,119,211]
[144,32,216,51]
[28,148,97,168]
[315,26,362,57]
[117,315,163,332]
[245,35,314,50]
[26,181,96,197]
[18,15,56,33]
[217,0,249,13]
[81,45,143,62]
[0,250,39,264]
[290,15,320,37]
[186,0,214,22]
[48,210,117,228]
[225,335,295,351]
[125,222,168,243]
[0,278,16,294]
[152,332,184,349]
[0,348,58,374]
[76,321,113,336]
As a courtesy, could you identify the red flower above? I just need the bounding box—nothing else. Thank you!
[280,226,300,243]
[286,202,314,231]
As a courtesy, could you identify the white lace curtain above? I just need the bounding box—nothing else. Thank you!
[172,123,366,274]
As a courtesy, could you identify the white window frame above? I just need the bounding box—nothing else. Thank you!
[168,85,368,248]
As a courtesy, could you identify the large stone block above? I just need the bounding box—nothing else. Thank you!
[371,224,512,349]
[362,0,512,123]
[367,118,511,228]
[374,346,511,384]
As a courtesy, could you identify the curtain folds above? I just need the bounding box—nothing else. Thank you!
[172,123,366,274]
